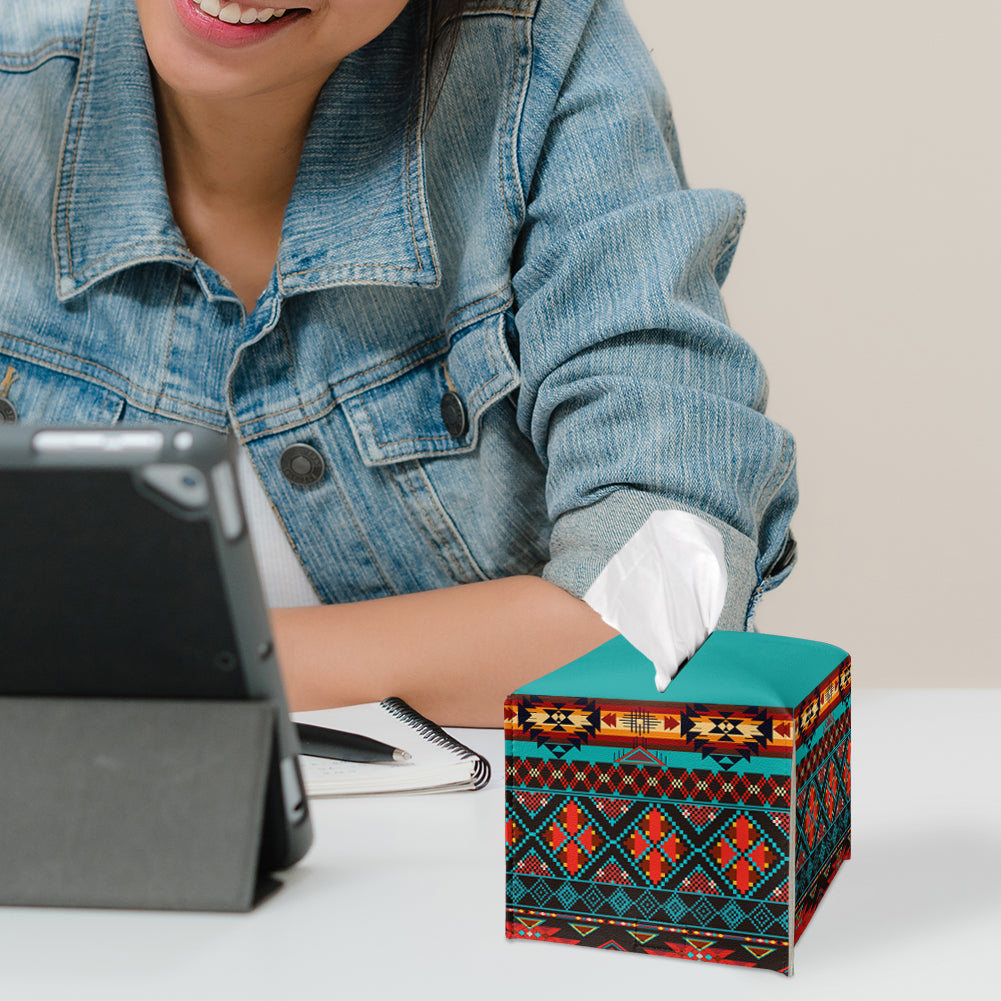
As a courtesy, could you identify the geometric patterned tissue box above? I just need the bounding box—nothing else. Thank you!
[505,630,850,976]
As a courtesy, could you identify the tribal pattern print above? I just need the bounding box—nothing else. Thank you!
[505,654,851,977]
[795,667,851,940]
[506,698,794,769]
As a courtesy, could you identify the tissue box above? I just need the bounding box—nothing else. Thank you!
[504,631,850,976]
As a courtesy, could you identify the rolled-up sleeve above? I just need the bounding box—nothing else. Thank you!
[511,0,798,628]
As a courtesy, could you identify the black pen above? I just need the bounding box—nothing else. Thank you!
[295,723,412,764]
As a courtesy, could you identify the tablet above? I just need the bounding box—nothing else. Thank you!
[0,423,312,873]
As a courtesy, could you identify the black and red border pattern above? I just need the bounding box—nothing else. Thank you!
[506,908,790,974]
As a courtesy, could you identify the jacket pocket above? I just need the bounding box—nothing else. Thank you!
[340,311,519,466]
[0,350,126,426]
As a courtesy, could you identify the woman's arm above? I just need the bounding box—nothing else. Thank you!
[271,576,617,727]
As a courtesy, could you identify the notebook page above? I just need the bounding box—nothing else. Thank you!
[293,702,478,796]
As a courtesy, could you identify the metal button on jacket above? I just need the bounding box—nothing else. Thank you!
[440,391,468,439]
[280,444,325,486]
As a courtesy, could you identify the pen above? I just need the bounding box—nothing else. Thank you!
[295,723,412,764]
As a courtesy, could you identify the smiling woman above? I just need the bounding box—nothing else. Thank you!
[0,0,799,725]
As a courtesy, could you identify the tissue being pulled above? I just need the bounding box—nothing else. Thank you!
[583,511,727,691]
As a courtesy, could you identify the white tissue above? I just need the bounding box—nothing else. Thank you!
[583,511,727,691]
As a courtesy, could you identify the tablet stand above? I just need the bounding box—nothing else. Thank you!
[0,696,277,912]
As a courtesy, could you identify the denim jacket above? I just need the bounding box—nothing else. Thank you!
[0,0,797,628]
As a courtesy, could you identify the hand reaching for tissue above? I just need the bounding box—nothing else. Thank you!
[582,511,727,691]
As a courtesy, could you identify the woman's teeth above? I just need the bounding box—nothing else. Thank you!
[189,1,289,24]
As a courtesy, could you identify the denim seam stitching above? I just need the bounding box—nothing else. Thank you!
[350,318,517,454]
[237,387,338,427]
[236,401,340,443]
[393,464,471,581]
[24,303,489,440]
[444,286,514,326]
[335,340,448,402]
[14,316,509,445]
[463,8,531,15]
[279,60,431,284]
[404,1,432,273]
[231,352,493,440]
[0,349,222,430]
[397,462,491,582]
[0,39,81,70]
[360,372,516,454]
[509,11,531,226]
[460,0,537,20]
[495,12,529,239]
[754,428,796,523]
[55,0,99,284]
[234,301,515,443]
[494,16,519,236]
[280,261,426,279]
[0,333,227,419]
[317,461,398,596]
[66,244,194,280]
[401,18,422,272]
[330,292,513,402]
[150,272,184,417]
[417,460,492,581]
[711,202,745,276]
[278,317,313,428]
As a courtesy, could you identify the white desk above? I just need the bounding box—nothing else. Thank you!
[1,690,998,1000]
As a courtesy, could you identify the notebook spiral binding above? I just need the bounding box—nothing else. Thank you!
[381,697,491,789]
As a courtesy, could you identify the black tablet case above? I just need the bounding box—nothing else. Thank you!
[0,425,312,910]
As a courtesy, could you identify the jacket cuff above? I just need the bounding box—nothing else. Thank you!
[541,490,758,631]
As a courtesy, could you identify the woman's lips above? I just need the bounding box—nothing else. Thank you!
[175,0,308,49]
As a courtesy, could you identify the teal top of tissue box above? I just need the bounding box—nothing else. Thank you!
[515,631,849,710]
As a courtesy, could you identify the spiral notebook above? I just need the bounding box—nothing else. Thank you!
[292,698,491,796]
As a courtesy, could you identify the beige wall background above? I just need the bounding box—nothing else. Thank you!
[624,0,999,686]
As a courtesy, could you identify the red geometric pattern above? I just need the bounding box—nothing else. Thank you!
[508,787,790,906]
[511,851,551,877]
[802,785,822,849]
[798,734,850,850]
[709,815,778,894]
[544,801,603,876]
[794,676,850,942]
[627,808,684,885]
[507,768,798,973]
[504,758,791,808]
[592,797,632,822]
[592,861,632,885]
[797,707,850,784]
[506,816,521,849]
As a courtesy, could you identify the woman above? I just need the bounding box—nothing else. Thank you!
[0,0,798,724]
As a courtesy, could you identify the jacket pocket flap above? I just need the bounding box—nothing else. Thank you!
[0,346,126,426]
[341,312,519,466]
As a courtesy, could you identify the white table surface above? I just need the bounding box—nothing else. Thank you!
[1,689,998,1001]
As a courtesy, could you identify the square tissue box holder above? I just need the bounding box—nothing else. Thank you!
[505,630,850,975]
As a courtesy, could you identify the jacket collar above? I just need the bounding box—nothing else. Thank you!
[54,0,439,302]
